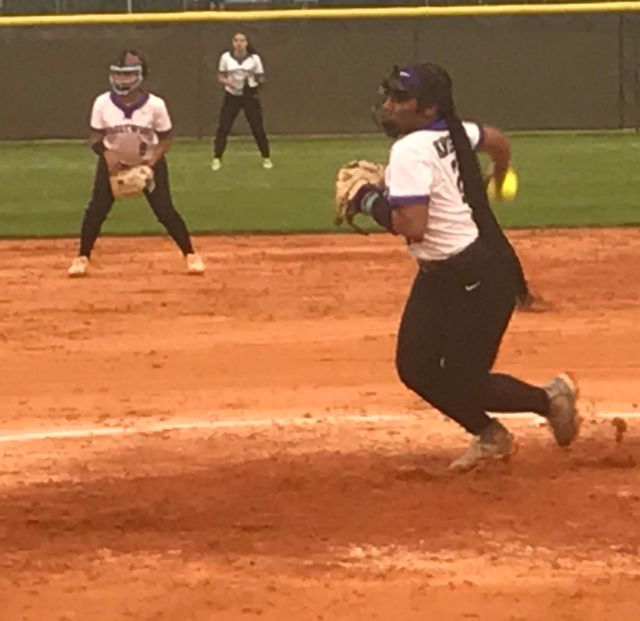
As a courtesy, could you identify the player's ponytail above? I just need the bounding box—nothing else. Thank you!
[442,107,509,251]
[418,63,513,255]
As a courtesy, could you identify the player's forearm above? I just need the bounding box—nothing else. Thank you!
[149,136,172,166]
[479,125,511,179]
[391,204,428,242]
[88,129,105,155]
[90,141,106,156]
[358,186,427,239]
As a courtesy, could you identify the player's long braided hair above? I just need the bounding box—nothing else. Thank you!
[413,63,515,259]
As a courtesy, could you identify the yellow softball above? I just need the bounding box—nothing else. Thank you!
[486,167,519,202]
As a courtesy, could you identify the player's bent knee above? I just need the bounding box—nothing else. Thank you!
[395,353,441,396]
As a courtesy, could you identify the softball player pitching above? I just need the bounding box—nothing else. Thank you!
[336,63,579,472]
[68,50,204,277]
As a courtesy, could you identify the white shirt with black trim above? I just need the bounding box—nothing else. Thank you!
[218,51,265,96]
[384,120,484,262]
[90,91,172,165]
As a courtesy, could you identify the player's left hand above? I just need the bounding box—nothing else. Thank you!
[334,160,385,233]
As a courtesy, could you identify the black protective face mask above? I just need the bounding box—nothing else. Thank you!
[371,101,404,138]
[381,118,402,138]
[371,79,414,137]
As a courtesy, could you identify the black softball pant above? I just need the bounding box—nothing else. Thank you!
[213,92,270,159]
[77,156,194,258]
[396,239,548,436]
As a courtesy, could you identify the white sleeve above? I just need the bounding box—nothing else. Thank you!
[154,98,173,133]
[89,96,106,130]
[462,121,484,151]
[218,52,228,73]
[253,55,265,75]
[386,140,434,206]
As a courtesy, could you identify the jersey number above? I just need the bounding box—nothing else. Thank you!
[450,159,468,203]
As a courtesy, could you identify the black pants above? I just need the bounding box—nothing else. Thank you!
[213,91,270,159]
[509,243,530,299]
[78,156,194,258]
[396,239,548,436]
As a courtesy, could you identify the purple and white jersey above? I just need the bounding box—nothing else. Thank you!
[385,120,484,261]
[90,91,172,166]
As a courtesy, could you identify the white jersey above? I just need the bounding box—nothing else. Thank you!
[385,120,483,262]
[218,51,265,96]
[90,91,172,166]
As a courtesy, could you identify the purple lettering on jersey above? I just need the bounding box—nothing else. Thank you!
[104,125,154,139]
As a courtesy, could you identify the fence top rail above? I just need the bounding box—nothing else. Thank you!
[1,2,640,28]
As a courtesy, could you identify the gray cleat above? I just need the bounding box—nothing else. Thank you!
[448,420,515,473]
[544,373,579,447]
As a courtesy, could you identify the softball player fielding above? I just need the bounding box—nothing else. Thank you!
[211,33,272,171]
[68,50,204,277]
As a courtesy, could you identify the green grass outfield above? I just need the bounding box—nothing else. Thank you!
[1,132,639,238]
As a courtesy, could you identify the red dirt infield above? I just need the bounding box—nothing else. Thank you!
[1,229,639,621]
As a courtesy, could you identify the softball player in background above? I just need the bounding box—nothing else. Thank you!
[211,33,272,171]
[68,50,204,278]
[348,63,578,471]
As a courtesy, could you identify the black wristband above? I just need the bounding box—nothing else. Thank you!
[91,142,106,156]
[367,194,394,232]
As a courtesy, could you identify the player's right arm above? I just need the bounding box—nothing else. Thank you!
[88,94,120,175]
[476,124,512,188]
[88,128,105,152]
[217,52,233,88]
[218,72,233,87]
[88,94,106,153]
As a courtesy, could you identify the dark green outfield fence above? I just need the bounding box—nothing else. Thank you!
[2,9,640,138]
